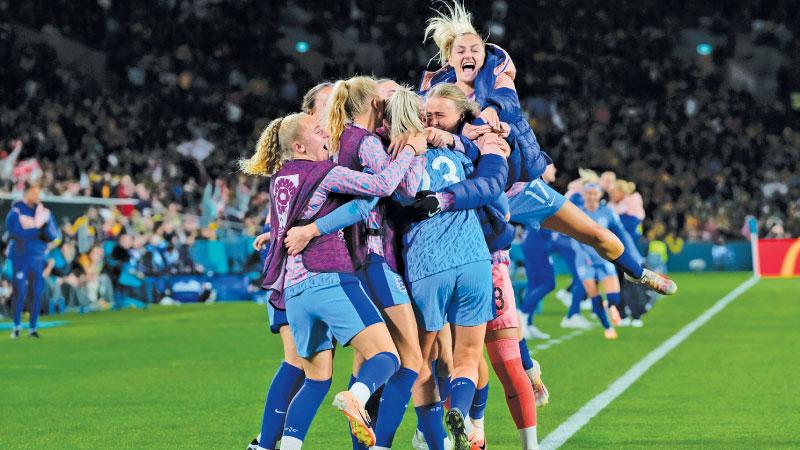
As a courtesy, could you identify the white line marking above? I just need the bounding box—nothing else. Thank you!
[533,326,594,351]
[540,276,760,450]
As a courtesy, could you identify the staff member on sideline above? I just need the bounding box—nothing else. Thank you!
[6,182,59,339]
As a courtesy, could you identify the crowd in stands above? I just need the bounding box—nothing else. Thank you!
[1,0,799,314]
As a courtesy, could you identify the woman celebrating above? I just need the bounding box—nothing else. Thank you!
[241,111,425,449]
[418,1,677,297]
[386,87,496,450]
[421,83,544,450]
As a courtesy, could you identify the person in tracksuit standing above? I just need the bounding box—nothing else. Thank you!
[5,182,59,339]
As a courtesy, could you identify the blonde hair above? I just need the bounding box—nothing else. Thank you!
[426,83,480,122]
[614,179,637,195]
[386,87,425,139]
[301,82,333,114]
[578,168,600,183]
[325,76,379,155]
[239,113,306,176]
[424,1,480,66]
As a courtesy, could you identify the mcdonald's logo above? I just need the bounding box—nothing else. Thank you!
[758,238,800,277]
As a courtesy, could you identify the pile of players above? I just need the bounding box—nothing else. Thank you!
[241,3,677,450]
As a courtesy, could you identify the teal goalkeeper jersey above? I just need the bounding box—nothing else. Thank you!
[400,147,490,282]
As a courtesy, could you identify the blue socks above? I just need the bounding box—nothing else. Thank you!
[282,377,332,444]
[591,295,611,329]
[470,383,489,420]
[518,339,534,371]
[449,377,477,418]
[415,402,448,450]
[612,249,644,278]
[374,367,418,447]
[568,282,586,317]
[607,292,622,307]
[260,362,304,449]
[352,352,400,402]
[432,360,451,403]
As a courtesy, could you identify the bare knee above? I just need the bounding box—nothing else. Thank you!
[398,344,424,374]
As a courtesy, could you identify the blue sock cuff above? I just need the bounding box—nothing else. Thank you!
[280,361,304,377]
[378,351,401,373]
[607,292,621,305]
[613,250,644,278]
[470,384,490,419]
[304,377,332,389]
[449,377,477,416]
[518,339,534,371]
[357,352,400,395]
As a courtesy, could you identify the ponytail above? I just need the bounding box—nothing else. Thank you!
[326,80,350,155]
[324,76,380,155]
[240,113,305,177]
[386,87,424,139]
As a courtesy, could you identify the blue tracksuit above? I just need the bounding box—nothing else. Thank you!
[6,201,59,329]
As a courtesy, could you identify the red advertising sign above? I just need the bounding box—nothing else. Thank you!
[757,238,800,277]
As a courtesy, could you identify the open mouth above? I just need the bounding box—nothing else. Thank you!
[461,61,476,75]
[323,143,329,151]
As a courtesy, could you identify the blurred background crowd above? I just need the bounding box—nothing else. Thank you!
[1,0,799,312]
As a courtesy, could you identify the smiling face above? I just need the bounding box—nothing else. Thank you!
[295,114,330,161]
[425,96,462,133]
[447,33,485,84]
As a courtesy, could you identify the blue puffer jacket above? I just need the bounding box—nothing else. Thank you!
[419,44,552,187]
[444,135,515,253]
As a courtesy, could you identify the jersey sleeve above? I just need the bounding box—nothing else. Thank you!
[320,149,415,197]
[315,197,379,235]
[6,208,41,240]
[358,135,423,197]
[442,153,508,211]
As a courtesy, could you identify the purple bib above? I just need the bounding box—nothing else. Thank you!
[337,125,402,272]
[261,159,354,310]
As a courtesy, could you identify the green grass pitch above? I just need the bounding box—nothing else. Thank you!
[2,272,799,449]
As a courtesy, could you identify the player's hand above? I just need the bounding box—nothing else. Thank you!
[284,223,320,256]
[480,107,502,131]
[476,132,510,157]
[406,131,428,156]
[424,127,455,148]
[498,122,510,138]
[388,132,411,158]
[462,123,492,141]
[407,190,441,221]
[253,232,271,251]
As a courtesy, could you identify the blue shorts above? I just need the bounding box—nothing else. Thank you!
[509,179,567,231]
[356,253,411,310]
[267,303,288,334]
[409,260,494,331]
[284,273,384,358]
[577,259,617,282]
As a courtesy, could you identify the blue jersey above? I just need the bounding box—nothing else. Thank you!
[401,147,490,282]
